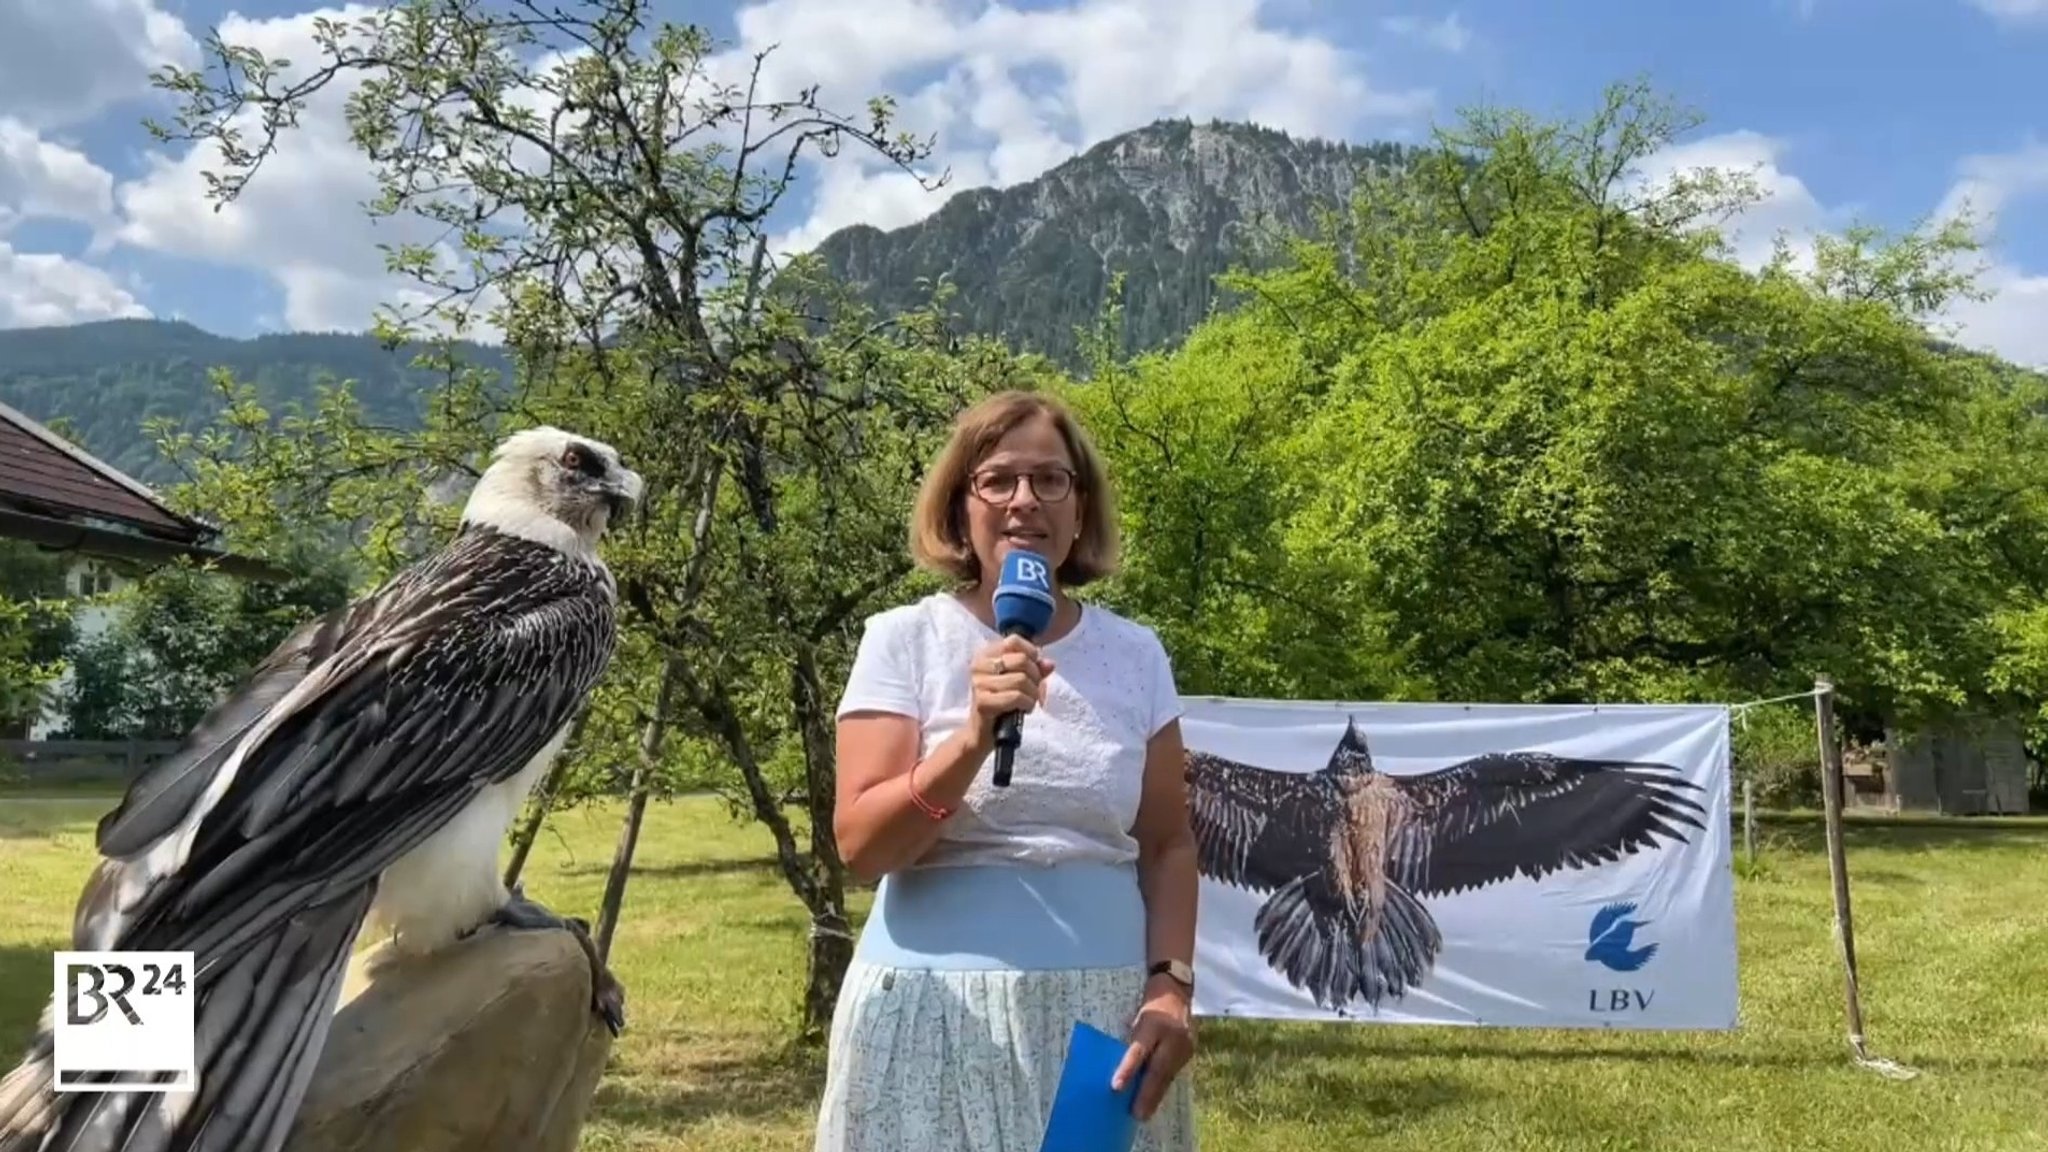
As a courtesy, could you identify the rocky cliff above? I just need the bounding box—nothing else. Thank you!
[812,118,1418,366]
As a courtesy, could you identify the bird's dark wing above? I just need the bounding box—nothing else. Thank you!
[75,525,619,961]
[1184,748,1345,893]
[89,590,390,867]
[1384,751,1707,898]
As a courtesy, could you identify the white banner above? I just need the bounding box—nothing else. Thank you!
[1182,699,1737,1031]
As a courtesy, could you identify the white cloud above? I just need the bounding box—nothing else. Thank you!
[1636,130,2048,369]
[0,0,197,131]
[0,119,120,239]
[0,241,148,327]
[1966,0,2048,24]
[734,0,1435,254]
[1631,129,1841,270]
[1943,265,2048,366]
[1933,139,2048,230]
[1381,13,1471,53]
[113,4,486,334]
[0,0,183,325]
[1929,140,2048,368]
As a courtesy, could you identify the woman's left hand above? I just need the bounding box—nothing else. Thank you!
[1112,979,1196,1121]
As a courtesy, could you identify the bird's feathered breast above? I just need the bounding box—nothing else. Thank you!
[80,525,621,955]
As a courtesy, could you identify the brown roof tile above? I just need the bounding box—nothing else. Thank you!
[0,403,208,542]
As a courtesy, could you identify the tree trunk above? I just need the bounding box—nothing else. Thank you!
[593,663,677,964]
[802,902,854,1043]
[673,660,841,1038]
[593,776,649,967]
[793,644,854,1041]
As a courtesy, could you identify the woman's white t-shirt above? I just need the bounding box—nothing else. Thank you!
[836,592,1184,870]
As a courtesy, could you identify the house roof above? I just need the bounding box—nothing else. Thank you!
[0,399,284,579]
[0,401,214,543]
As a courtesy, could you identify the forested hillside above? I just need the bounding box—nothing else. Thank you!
[0,319,511,481]
[0,118,1409,474]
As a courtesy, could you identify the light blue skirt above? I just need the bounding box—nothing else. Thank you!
[811,862,1198,1152]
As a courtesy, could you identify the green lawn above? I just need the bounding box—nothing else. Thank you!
[3,793,2045,1151]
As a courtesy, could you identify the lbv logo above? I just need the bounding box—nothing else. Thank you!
[1583,901,1657,1015]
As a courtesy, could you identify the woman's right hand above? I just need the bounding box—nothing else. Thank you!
[966,635,1054,749]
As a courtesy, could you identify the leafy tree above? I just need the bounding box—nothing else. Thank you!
[56,543,356,740]
[0,542,77,737]
[142,0,1032,1037]
[1059,278,1410,702]
[1072,80,2048,773]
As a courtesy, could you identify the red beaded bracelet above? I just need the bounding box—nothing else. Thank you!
[906,765,951,820]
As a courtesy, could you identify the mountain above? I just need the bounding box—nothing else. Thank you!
[811,118,1421,366]
[0,119,1408,477]
[0,319,513,483]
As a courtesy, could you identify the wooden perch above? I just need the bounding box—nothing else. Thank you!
[285,924,618,1152]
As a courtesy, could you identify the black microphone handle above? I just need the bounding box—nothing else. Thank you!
[991,710,1022,787]
[990,620,1037,788]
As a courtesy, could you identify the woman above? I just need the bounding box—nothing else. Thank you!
[813,389,1200,1151]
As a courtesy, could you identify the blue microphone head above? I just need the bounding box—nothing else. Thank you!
[992,548,1057,638]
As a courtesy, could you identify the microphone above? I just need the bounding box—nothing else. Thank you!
[990,547,1056,788]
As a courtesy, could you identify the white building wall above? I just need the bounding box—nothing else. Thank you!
[28,556,133,739]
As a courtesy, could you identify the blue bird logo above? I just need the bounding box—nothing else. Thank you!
[1584,901,1658,972]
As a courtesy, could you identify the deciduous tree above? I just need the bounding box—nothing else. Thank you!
[141,0,1014,1035]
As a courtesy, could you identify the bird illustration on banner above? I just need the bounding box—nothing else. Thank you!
[1184,716,1706,1011]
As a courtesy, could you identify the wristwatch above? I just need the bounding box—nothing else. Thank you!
[1147,959,1194,991]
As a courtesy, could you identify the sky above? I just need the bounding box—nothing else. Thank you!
[1,0,2044,367]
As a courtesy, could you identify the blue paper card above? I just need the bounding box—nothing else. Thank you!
[1038,1020,1144,1152]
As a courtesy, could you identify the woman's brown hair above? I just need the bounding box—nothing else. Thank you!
[909,389,1120,588]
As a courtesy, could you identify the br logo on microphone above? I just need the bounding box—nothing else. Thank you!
[52,950,196,1092]
[1013,554,1050,592]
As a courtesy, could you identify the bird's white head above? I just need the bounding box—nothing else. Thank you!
[463,426,645,554]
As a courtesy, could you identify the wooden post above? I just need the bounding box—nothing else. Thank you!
[1743,777,1756,867]
[1814,675,1874,1064]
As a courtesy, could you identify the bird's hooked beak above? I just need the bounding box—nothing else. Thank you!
[601,465,645,522]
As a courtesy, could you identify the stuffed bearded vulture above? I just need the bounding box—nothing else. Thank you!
[0,426,643,1152]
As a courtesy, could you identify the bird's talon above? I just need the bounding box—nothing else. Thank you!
[560,915,627,1035]
[594,976,627,1036]
[490,893,569,932]
[488,896,625,1032]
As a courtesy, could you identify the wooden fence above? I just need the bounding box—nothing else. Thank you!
[0,739,181,786]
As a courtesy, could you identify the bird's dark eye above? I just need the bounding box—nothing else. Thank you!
[562,445,606,478]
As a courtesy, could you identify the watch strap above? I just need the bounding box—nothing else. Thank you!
[1147,959,1194,987]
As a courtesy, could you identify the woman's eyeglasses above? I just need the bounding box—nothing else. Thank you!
[970,466,1075,505]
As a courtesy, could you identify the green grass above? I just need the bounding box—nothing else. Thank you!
[4,794,2046,1151]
